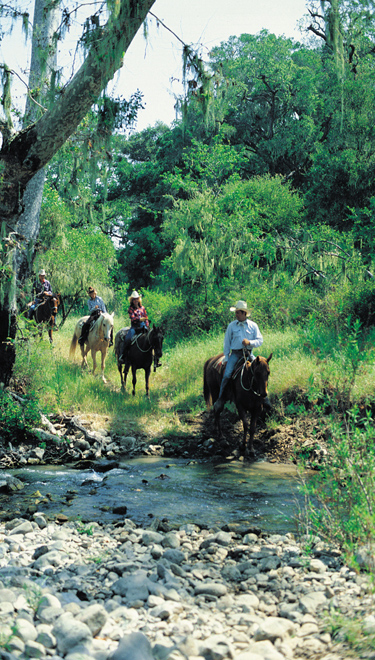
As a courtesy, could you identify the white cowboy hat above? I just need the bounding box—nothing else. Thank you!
[130,290,140,298]
[38,269,46,276]
[230,300,250,315]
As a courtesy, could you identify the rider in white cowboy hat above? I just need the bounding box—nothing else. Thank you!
[214,300,269,413]
[28,269,53,320]
[119,290,150,364]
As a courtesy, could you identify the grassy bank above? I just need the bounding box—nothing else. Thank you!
[13,313,375,439]
[13,316,313,434]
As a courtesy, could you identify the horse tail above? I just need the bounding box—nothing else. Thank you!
[69,333,78,358]
[203,359,213,408]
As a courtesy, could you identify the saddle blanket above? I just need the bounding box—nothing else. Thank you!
[212,356,245,380]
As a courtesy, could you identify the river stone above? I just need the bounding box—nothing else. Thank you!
[0,588,17,603]
[37,594,62,613]
[53,613,92,654]
[299,591,327,614]
[194,582,228,597]
[253,616,296,642]
[32,550,67,569]
[76,603,107,635]
[236,593,260,611]
[142,530,164,545]
[161,532,180,548]
[14,617,37,642]
[245,640,285,660]
[109,632,154,660]
[24,639,46,658]
[9,521,34,535]
[162,548,185,564]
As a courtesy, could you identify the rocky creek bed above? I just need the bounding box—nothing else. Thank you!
[1,513,375,660]
[1,405,374,659]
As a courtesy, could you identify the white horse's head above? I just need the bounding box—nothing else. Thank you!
[101,312,114,343]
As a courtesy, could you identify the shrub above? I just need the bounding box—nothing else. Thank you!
[0,389,40,442]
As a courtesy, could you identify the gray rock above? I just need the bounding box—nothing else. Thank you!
[53,613,92,655]
[109,632,154,660]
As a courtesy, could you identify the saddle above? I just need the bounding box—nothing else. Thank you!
[213,351,253,380]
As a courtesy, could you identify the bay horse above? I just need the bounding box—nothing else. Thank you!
[29,293,61,343]
[115,325,163,396]
[69,311,114,383]
[204,351,272,458]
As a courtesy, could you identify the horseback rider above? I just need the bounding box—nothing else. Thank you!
[119,290,149,364]
[214,300,270,413]
[28,269,54,321]
[78,286,113,347]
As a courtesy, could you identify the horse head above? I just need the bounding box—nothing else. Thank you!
[49,294,60,316]
[244,353,272,399]
[150,325,164,369]
[101,312,114,343]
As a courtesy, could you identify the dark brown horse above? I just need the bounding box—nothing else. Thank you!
[115,325,163,396]
[33,293,61,343]
[204,352,272,457]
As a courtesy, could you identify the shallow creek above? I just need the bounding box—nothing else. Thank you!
[3,458,304,533]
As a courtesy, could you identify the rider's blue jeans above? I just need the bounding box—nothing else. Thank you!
[217,349,244,400]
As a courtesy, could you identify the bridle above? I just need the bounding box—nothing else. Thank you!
[134,328,163,371]
[239,357,267,399]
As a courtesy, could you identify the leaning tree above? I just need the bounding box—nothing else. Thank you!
[0,0,156,386]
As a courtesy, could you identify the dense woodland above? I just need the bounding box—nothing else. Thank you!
[2,0,375,363]
[2,0,375,579]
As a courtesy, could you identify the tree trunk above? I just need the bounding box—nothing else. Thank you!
[0,0,156,386]
[15,0,60,283]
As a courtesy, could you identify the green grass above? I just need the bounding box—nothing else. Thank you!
[13,314,375,441]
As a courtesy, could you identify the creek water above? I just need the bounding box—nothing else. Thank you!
[3,458,304,534]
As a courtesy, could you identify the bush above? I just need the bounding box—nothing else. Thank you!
[0,389,40,443]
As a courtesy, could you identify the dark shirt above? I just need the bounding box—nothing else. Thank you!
[34,279,53,299]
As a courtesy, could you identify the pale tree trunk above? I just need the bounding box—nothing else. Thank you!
[15,0,60,283]
[0,0,156,386]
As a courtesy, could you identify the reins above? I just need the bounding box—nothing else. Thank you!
[134,330,153,353]
[239,355,264,398]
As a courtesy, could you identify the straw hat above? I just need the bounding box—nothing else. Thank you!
[230,300,250,316]
[38,269,46,276]
[130,290,139,298]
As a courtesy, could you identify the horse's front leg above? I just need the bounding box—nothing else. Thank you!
[91,348,97,376]
[48,327,53,343]
[118,362,125,391]
[100,349,107,383]
[131,366,137,396]
[144,366,151,396]
[237,404,251,458]
[213,408,223,440]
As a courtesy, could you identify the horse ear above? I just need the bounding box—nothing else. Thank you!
[267,353,273,363]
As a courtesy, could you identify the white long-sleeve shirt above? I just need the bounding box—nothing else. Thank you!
[223,319,263,362]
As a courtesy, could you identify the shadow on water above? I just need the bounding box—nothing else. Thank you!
[2,458,304,534]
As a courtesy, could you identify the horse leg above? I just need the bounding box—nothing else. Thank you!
[118,362,125,391]
[144,366,151,396]
[131,366,137,396]
[80,344,89,370]
[237,404,251,458]
[100,349,107,383]
[213,408,223,440]
[48,327,53,343]
[91,349,97,376]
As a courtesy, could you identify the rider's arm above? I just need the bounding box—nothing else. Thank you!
[247,322,263,349]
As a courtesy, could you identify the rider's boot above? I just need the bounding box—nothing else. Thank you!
[119,347,130,365]
[213,397,225,414]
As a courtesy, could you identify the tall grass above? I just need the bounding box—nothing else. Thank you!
[13,314,375,440]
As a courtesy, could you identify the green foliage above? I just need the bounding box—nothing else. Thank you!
[42,226,116,310]
[301,406,375,552]
[0,389,40,442]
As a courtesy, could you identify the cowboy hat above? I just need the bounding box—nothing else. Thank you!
[230,300,250,315]
[130,290,140,298]
[38,269,46,276]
